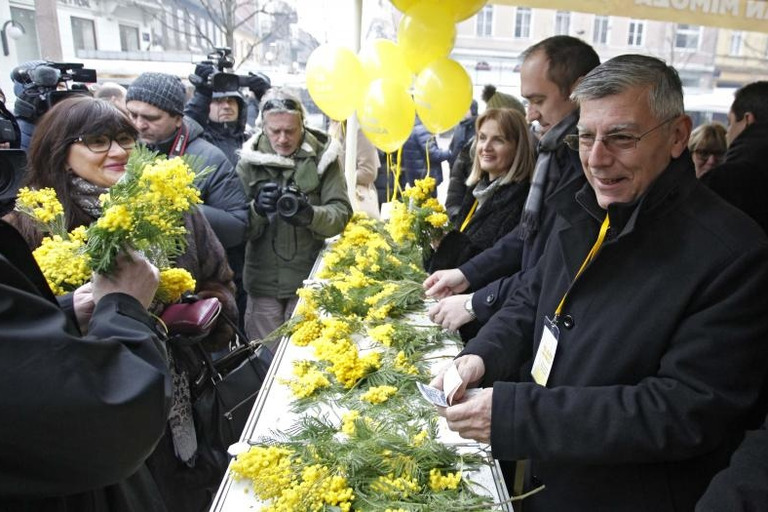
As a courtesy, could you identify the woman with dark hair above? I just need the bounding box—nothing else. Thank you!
[428,108,534,272]
[4,95,237,512]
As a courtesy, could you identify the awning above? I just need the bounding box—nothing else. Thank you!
[491,0,768,33]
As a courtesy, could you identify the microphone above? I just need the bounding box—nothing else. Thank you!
[31,66,60,88]
[10,60,49,84]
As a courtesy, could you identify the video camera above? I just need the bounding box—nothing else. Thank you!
[12,61,96,122]
[205,47,241,93]
[0,149,27,216]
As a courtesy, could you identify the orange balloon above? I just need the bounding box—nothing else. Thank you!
[358,79,415,154]
[397,2,455,74]
[413,57,472,134]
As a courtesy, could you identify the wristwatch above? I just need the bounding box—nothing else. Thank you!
[463,293,476,320]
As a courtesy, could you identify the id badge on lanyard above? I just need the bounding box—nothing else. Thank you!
[531,316,560,386]
[530,214,610,387]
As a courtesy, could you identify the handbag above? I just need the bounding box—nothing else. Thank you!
[192,339,273,454]
[162,296,273,454]
[160,297,221,336]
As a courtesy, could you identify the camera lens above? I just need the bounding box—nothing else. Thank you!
[276,193,299,217]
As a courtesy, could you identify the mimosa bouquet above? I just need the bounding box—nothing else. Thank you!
[14,146,206,303]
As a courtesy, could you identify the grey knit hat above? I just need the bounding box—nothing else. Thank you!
[126,72,186,115]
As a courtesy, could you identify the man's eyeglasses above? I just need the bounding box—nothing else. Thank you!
[72,133,136,153]
[564,116,679,153]
[262,98,301,114]
[693,149,725,161]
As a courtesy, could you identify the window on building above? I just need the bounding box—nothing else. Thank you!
[593,15,609,45]
[555,11,570,36]
[71,17,97,52]
[476,5,493,37]
[627,20,644,47]
[10,7,39,61]
[515,7,531,39]
[730,31,743,56]
[675,24,700,50]
[119,25,140,52]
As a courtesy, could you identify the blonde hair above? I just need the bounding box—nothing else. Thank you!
[467,108,534,187]
[688,122,727,153]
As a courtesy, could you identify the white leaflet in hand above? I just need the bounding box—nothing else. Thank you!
[444,363,464,406]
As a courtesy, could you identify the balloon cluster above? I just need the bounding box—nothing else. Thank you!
[305,0,486,154]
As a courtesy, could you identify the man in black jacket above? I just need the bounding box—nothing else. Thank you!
[184,61,271,166]
[0,219,171,511]
[126,72,249,325]
[425,36,599,339]
[701,80,768,235]
[433,54,768,511]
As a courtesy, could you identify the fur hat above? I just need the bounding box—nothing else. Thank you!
[482,84,525,116]
[126,72,185,116]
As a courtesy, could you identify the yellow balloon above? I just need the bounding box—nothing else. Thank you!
[358,39,413,91]
[445,0,487,21]
[358,79,415,154]
[306,44,365,121]
[413,57,472,134]
[397,2,456,74]
[391,0,421,13]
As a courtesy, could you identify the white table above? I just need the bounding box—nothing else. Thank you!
[211,256,514,511]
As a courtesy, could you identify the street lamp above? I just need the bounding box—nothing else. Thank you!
[1,20,25,57]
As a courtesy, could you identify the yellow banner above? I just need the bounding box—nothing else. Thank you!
[492,0,768,33]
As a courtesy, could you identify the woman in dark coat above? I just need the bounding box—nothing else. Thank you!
[3,96,237,512]
[428,108,534,272]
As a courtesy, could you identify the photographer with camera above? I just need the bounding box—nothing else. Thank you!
[237,88,352,350]
[185,48,271,166]
[11,60,96,149]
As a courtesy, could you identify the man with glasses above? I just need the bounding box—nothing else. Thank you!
[126,72,249,319]
[430,54,768,510]
[701,81,768,234]
[425,36,599,340]
[236,88,352,350]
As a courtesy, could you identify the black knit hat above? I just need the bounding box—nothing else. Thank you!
[126,72,185,115]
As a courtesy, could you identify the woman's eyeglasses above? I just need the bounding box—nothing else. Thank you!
[72,133,136,153]
[693,149,725,161]
[262,98,301,114]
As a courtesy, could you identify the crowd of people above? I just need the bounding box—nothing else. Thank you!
[1,31,767,512]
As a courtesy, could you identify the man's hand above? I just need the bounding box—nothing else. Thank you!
[244,72,271,102]
[253,183,280,217]
[423,268,470,299]
[430,355,486,398]
[188,61,216,96]
[92,250,159,309]
[73,282,95,333]
[428,294,473,331]
[440,387,494,444]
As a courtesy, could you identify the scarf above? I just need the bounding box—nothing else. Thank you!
[518,110,579,240]
[68,175,107,218]
[167,348,198,465]
[472,174,502,210]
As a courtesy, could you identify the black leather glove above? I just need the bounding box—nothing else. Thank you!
[243,72,271,102]
[279,195,313,228]
[253,182,280,217]
[188,61,216,96]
